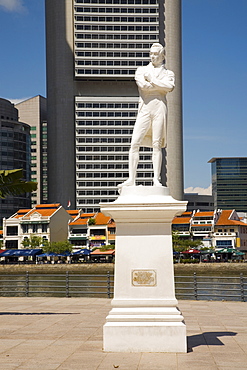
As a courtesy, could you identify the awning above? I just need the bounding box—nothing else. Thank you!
[182,249,200,254]
[216,248,236,253]
[72,249,90,256]
[0,249,42,257]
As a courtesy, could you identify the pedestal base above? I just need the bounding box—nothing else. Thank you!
[104,322,186,353]
[100,186,187,353]
[104,305,186,352]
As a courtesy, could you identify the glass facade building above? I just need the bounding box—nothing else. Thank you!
[209,157,247,212]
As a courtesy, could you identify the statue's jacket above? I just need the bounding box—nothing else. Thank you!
[135,62,175,148]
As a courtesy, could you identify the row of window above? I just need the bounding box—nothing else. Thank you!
[76,121,135,126]
[77,137,131,143]
[21,224,48,233]
[75,7,157,13]
[76,102,138,108]
[77,172,151,178]
[76,51,149,57]
[77,163,151,169]
[76,60,146,66]
[77,172,128,178]
[77,154,151,161]
[75,0,157,4]
[75,42,151,49]
[77,111,136,117]
[78,199,111,204]
[77,189,116,196]
[77,69,136,75]
[76,34,157,41]
[77,146,130,152]
[75,24,157,31]
[76,129,133,134]
[77,180,152,187]
[75,16,158,22]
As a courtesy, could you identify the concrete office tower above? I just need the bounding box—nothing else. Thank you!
[45,0,183,211]
[15,96,48,206]
[0,98,31,222]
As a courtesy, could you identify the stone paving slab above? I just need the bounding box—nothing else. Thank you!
[0,297,246,369]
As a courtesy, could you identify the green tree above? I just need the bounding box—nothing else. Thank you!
[172,230,202,252]
[0,169,37,199]
[100,244,115,251]
[88,218,96,226]
[21,235,43,249]
[42,240,73,254]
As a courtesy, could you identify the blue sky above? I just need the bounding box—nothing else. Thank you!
[0,0,246,194]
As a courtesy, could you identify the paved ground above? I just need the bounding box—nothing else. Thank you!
[0,297,246,369]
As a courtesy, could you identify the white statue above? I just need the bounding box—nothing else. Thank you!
[118,43,175,189]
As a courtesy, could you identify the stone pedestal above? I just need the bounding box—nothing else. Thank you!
[100,186,187,353]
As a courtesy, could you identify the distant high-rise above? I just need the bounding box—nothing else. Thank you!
[209,157,247,212]
[15,96,48,206]
[45,0,183,211]
[0,98,31,221]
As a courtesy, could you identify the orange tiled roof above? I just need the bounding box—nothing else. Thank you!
[35,204,60,209]
[194,211,214,218]
[67,210,80,218]
[90,249,115,255]
[95,212,111,225]
[14,209,31,218]
[216,210,247,226]
[23,204,61,218]
[172,217,191,225]
[69,213,95,226]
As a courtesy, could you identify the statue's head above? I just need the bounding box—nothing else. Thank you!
[150,43,165,67]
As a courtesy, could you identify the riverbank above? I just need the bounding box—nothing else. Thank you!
[0,262,247,275]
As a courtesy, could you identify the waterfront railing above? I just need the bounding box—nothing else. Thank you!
[0,272,246,301]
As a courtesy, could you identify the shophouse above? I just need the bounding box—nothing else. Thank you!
[3,204,71,249]
[68,212,95,249]
[213,210,247,252]
[190,211,219,240]
[172,212,193,239]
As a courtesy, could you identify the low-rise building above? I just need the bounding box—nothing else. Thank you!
[172,212,193,239]
[88,212,112,249]
[3,204,71,249]
[213,210,247,251]
[68,212,94,249]
[190,211,218,240]
[172,209,247,254]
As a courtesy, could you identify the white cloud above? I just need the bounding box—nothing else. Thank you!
[184,185,212,196]
[0,0,26,13]
[10,97,31,105]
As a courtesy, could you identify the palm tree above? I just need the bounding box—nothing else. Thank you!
[0,169,37,199]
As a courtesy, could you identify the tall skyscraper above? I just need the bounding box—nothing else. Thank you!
[15,96,48,206]
[45,0,183,211]
[209,157,247,212]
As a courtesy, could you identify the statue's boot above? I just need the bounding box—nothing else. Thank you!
[117,150,139,190]
[152,148,163,187]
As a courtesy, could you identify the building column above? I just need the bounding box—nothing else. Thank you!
[165,0,184,201]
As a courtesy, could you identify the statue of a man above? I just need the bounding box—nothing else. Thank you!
[118,43,175,189]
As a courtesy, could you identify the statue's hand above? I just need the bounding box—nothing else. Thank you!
[144,73,152,83]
